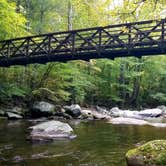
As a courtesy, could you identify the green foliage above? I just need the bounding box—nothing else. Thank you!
[0,0,27,40]
[0,83,27,99]
[0,0,166,107]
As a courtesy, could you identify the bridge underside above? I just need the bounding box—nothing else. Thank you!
[0,47,165,67]
[0,19,166,67]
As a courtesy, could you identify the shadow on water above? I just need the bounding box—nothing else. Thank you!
[0,119,166,166]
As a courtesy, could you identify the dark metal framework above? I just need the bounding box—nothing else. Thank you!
[0,19,166,67]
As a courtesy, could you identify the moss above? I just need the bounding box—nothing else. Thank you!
[126,140,166,166]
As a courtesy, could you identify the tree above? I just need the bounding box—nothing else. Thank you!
[0,0,27,40]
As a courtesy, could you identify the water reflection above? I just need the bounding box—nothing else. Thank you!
[0,120,166,166]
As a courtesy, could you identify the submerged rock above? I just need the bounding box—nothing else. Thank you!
[64,104,81,118]
[29,120,76,141]
[126,140,166,166]
[31,101,55,118]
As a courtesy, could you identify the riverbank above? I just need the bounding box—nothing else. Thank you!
[0,102,166,122]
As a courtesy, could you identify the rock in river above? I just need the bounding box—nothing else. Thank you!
[31,101,55,118]
[64,104,81,118]
[6,112,23,120]
[29,120,76,141]
[126,140,166,166]
[109,117,149,125]
[109,117,166,128]
[138,108,162,118]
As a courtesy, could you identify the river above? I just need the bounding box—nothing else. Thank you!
[0,119,166,166]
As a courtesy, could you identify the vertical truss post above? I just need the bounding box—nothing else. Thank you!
[71,32,75,57]
[48,35,52,54]
[98,27,102,56]
[26,38,30,57]
[6,40,11,66]
[161,19,165,41]
[160,19,165,52]
[128,24,132,54]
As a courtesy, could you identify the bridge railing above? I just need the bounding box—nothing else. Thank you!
[0,19,166,61]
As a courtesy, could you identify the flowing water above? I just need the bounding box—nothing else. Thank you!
[0,119,166,166]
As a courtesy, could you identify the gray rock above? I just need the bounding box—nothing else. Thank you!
[31,101,55,118]
[96,106,108,114]
[110,107,142,119]
[150,123,166,128]
[109,117,149,125]
[109,117,166,128]
[64,104,81,118]
[29,120,76,141]
[6,112,23,120]
[138,108,162,117]
[9,107,23,115]
[158,105,166,116]
[110,107,163,119]
[0,110,5,116]
[158,105,166,112]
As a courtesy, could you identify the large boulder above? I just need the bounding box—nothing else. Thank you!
[6,112,23,120]
[126,140,166,166]
[63,104,81,118]
[29,120,76,141]
[31,101,55,118]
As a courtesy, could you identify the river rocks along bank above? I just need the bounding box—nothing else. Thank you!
[0,102,166,123]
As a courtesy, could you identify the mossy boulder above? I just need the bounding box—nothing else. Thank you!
[126,140,166,166]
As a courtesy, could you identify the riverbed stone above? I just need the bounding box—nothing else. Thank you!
[109,117,149,125]
[31,101,55,118]
[138,108,162,117]
[0,110,5,116]
[158,105,166,117]
[8,106,24,116]
[29,120,76,141]
[110,107,163,119]
[64,104,81,118]
[96,106,108,114]
[126,140,166,166]
[109,117,166,128]
[6,112,23,120]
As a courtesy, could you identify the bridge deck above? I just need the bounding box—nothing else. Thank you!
[0,19,166,67]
